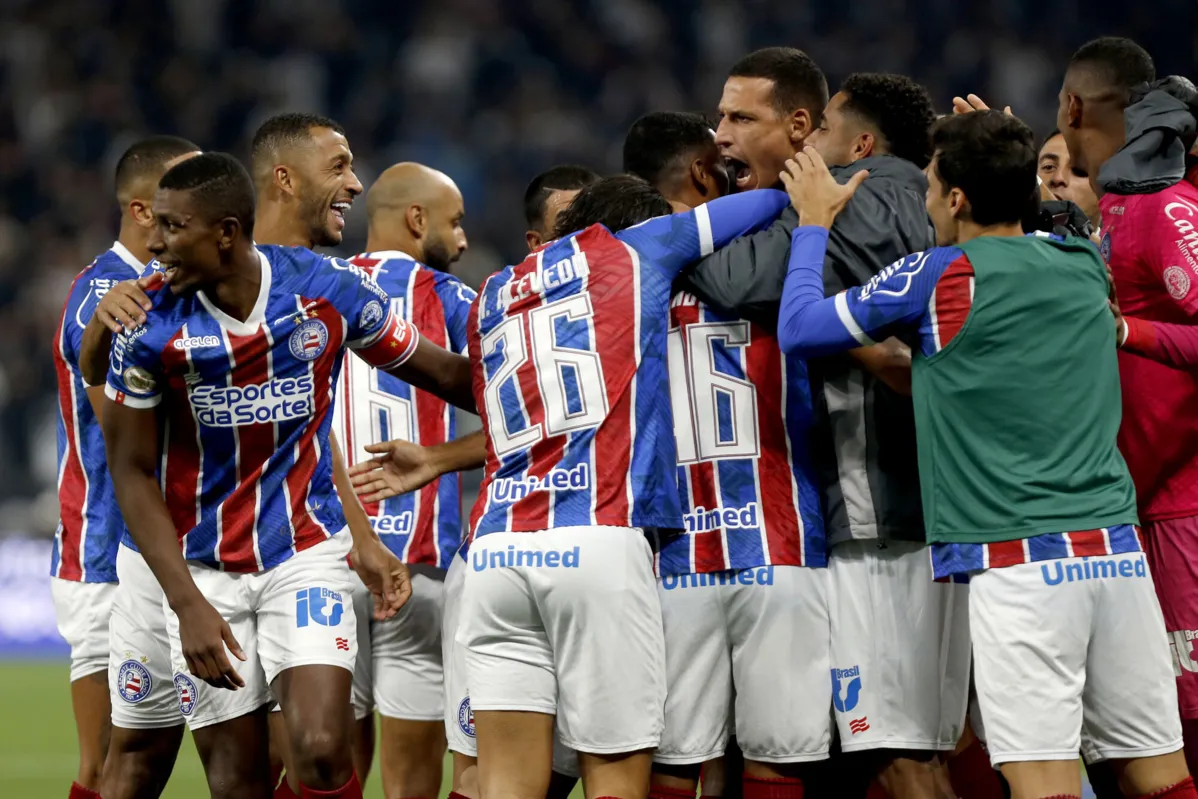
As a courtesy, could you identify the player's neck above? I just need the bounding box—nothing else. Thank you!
[116,217,154,267]
[206,245,265,322]
[254,202,314,249]
[955,221,1026,244]
[365,227,421,263]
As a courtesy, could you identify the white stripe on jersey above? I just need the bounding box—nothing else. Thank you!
[929,285,942,352]
[179,323,204,556]
[695,204,714,256]
[834,292,876,347]
[215,324,237,566]
[401,266,422,560]
[57,317,90,579]
[622,241,641,523]
[568,236,600,528]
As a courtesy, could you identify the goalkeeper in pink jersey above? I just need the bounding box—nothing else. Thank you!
[1058,36,1198,778]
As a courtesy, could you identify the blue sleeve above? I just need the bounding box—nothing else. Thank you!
[616,189,791,279]
[434,272,478,354]
[304,252,395,345]
[104,325,165,409]
[778,226,947,358]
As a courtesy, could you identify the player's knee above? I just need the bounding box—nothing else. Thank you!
[292,725,352,785]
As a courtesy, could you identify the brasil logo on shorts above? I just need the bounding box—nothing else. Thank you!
[117,660,152,703]
[458,696,475,738]
[289,319,329,361]
[831,665,862,713]
[174,673,198,716]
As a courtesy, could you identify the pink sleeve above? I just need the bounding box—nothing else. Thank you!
[1122,316,1198,369]
[1141,190,1198,317]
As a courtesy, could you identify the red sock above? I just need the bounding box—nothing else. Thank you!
[1139,776,1198,798]
[651,784,697,799]
[1037,795,1080,798]
[69,783,101,799]
[275,778,300,799]
[300,772,363,799]
[447,793,473,799]
[742,774,803,799]
[946,737,1004,799]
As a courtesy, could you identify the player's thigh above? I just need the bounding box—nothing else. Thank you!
[163,564,270,731]
[460,533,556,718]
[1145,516,1198,719]
[654,572,731,765]
[443,554,478,758]
[51,577,115,684]
[829,541,970,753]
[109,548,186,730]
[349,575,375,722]
[474,709,556,799]
[537,526,666,755]
[190,704,273,795]
[970,558,1092,766]
[1081,552,1184,764]
[256,533,358,690]
[730,565,832,764]
[372,569,445,721]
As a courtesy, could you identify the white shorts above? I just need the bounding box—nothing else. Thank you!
[351,567,445,722]
[51,577,115,683]
[971,552,1183,765]
[655,565,832,765]
[459,526,666,755]
[829,540,971,752]
[108,546,182,729]
[164,533,357,731]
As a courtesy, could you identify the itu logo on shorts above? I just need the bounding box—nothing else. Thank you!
[296,587,345,627]
[832,665,862,713]
[458,697,476,738]
[471,545,581,572]
[174,673,197,716]
[1040,554,1147,586]
[117,660,152,703]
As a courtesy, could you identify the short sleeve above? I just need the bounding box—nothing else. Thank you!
[104,327,163,409]
[434,273,478,354]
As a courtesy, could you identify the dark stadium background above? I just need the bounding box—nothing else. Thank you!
[0,1,1191,794]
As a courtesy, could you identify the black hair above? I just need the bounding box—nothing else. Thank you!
[931,111,1037,227]
[1067,37,1156,105]
[158,152,256,235]
[839,73,937,169]
[250,112,345,180]
[623,111,715,188]
[553,175,671,239]
[114,135,200,203]
[523,165,601,230]
[728,47,828,121]
[1040,128,1063,150]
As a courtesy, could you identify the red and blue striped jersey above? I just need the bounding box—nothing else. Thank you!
[656,291,824,575]
[778,229,1145,578]
[333,251,476,569]
[52,242,144,583]
[467,190,791,539]
[104,245,419,573]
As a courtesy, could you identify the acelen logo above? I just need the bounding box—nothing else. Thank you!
[173,335,220,350]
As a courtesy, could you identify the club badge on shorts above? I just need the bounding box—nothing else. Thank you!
[117,660,152,703]
[458,696,475,737]
[289,319,329,361]
[174,673,198,716]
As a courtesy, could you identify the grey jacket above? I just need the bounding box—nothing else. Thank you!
[680,155,935,546]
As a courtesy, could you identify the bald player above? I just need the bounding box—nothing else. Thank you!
[331,162,474,799]
[522,165,600,251]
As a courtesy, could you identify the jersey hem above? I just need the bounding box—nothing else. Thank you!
[1081,738,1183,765]
[928,516,1139,545]
[1141,508,1198,524]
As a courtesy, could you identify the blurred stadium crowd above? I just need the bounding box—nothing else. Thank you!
[0,0,1192,533]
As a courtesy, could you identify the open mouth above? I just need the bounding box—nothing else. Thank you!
[728,158,753,191]
[330,200,352,228]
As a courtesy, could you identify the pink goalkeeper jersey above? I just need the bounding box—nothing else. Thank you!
[1101,180,1198,521]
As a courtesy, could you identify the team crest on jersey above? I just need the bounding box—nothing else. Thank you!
[1099,232,1112,263]
[174,673,197,715]
[1165,265,1191,301]
[457,696,475,737]
[289,319,329,361]
[122,366,157,394]
[117,660,152,703]
[358,300,384,332]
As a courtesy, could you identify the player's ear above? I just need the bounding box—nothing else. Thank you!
[948,187,967,220]
[1066,93,1084,129]
[690,158,712,197]
[788,107,816,145]
[273,165,295,195]
[854,131,875,161]
[128,198,154,228]
[526,230,543,251]
[217,217,240,250]
[405,204,427,238]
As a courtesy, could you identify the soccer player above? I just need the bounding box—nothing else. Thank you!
[687,56,961,798]
[1038,130,1100,230]
[52,135,200,799]
[622,110,832,799]
[100,152,472,799]
[776,112,1193,799]
[1058,37,1198,778]
[457,175,790,799]
[522,165,601,251]
[331,162,474,798]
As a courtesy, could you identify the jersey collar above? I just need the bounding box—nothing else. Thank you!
[110,241,145,275]
[196,249,272,337]
[361,250,416,263]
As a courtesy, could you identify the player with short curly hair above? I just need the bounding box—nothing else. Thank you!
[808,72,937,170]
